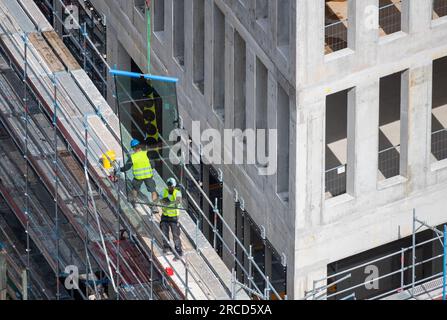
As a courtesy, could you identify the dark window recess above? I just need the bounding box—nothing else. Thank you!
[434,0,447,18]
[378,71,403,180]
[183,160,223,257]
[431,56,447,161]
[379,0,402,36]
[325,89,349,199]
[235,204,287,299]
[207,166,223,257]
[325,0,348,54]
[33,0,54,23]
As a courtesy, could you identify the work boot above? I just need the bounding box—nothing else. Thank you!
[130,190,138,209]
[149,204,158,215]
[173,252,183,262]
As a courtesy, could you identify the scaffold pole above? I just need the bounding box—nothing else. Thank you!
[443,224,446,301]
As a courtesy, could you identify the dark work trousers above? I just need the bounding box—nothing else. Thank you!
[160,219,183,256]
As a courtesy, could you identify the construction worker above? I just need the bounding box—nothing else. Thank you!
[120,139,159,209]
[159,178,183,260]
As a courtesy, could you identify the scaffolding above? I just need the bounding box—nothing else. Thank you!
[0,14,178,299]
[0,193,57,300]
[303,210,447,301]
[20,0,282,300]
[2,0,256,299]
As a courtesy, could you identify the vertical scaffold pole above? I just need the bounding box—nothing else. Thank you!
[443,224,446,301]
[0,246,7,300]
[150,238,154,300]
[231,268,236,300]
[21,269,28,300]
[185,257,189,300]
[248,245,253,292]
[400,248,405,292]
[213,198,218,251]
[115,155,121,301]
[83,119,89,298]
[22,32,31,300]
[264,276,271,300]
[146,0,151,74]
[82,22,87,71]
[412,209,416,297]
[52,73,60,300]
[194,214,199,252]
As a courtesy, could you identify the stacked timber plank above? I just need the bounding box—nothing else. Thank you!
[42,31,81,71]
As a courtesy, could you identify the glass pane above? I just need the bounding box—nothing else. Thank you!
[113,70,184,205]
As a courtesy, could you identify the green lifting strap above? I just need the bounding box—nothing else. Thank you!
[146,0,151,74]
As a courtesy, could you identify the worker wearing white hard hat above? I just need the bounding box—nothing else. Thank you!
[159,178,183,260]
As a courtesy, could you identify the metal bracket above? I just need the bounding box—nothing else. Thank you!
[21,32,29,44]
[260,225,266,240]
[178,115,184,129]
[233,189,239,203]
[281,253,287,267]
[240,197,245,211]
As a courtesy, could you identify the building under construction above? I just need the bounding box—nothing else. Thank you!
[0,0,446,301]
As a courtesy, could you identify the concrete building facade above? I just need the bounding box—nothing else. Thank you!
[51,0,447,299]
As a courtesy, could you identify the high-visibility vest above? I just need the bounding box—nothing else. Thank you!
[162,188,180,218]
[131,151,154,180]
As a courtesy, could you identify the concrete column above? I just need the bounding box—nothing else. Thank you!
[184,0,194,83]
[404,0,432,34]
[295,93,325,229]
[204,0,214,109]
[293,261,328,299]
[269,0,281,45]
[165,0,174,60]
[295,0,324,85]
[404,63,432,192]
[267,71,278,190]
[225,21,235,129]
[192,0,205,89]
[348,0,379,66]
[106,26,131,112]
[350,81,380,197]
[286,90,298,298]
[346,88,356,196]
[289,0,297,75]
[245,47,256,131]
[247,0,255,23]
[267,0,276,44]
[400,70,411,178]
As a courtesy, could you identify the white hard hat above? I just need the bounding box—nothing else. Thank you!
[166,178,177,188]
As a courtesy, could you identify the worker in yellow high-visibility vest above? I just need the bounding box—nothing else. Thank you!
[120,139,159,210]
[160,178,183,260]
